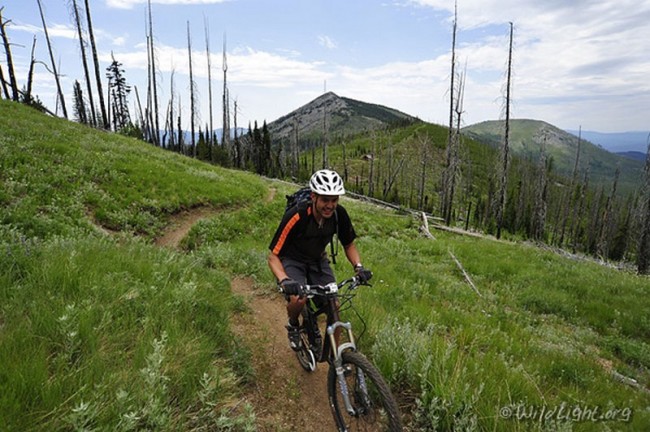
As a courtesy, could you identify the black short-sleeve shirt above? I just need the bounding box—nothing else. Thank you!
[269,202,356,263]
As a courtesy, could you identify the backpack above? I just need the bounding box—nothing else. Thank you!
[284,186,339,264]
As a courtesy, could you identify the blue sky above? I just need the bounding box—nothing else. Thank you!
[3,0,650,134]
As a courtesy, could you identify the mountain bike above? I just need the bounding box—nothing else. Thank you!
[281,275,403,431]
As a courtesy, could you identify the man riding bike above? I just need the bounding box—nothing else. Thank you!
[268,169,372,351]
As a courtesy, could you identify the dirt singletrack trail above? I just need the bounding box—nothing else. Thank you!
[154,187,337,431]
[231,278,336,431]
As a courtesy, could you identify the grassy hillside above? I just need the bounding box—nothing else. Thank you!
[463,119,644,194]
[1,100,649,431]
[0,100,265,431]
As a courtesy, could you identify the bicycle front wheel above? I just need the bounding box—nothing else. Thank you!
[328,351,402,431]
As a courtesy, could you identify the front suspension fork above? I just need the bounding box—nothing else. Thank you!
[328,321,360,416]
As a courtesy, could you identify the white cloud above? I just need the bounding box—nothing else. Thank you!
[318,35,338,50]
[106,0,231,10]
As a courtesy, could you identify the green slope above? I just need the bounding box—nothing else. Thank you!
[463,119,644,194]
[1,100,649,431]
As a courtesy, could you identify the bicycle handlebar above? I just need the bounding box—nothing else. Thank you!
[277,275,371,297]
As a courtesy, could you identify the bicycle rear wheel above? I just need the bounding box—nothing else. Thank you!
[328,351,402,431]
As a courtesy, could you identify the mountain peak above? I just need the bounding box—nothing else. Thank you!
[267,93,418,143]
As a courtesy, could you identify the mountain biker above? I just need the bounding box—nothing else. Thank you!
[268,169,372,351]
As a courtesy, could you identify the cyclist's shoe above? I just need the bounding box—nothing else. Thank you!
[286,323,301,351]
[311,324,322,358]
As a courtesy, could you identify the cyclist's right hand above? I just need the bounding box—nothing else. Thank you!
[279,278,303,296]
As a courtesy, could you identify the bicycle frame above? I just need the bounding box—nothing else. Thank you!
[304,279,363,416]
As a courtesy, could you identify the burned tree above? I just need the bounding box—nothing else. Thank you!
[441,1,460,225]
[37,0,68,118]
[146,0,160,145]
[0,7,19,101]
[70,0,97,126]
[495,22,514,239]
[187,20,197,156]
[84,0,107,129]
[637,135,650,274]
[204,17,215,151]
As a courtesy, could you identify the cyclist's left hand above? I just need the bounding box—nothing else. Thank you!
[355,266,373,284]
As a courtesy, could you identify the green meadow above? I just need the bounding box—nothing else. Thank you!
[1,100,648,430]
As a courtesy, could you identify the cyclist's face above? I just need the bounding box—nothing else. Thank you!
[313,194,339,219]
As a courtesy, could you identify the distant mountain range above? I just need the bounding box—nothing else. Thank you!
[246,93,644,193]
[565,129,649,158]
[462,119,644,193]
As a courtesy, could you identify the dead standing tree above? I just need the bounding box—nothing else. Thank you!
[441,1,459,225]
[37,0,68,118]
[84,0,107,129]
[187,21,197,156]
[70,0,97,126]
[637,135,650,274]
[222,34,231,161]
[557,126,583,246]
[495,22,514,240]
[597,164,620,260]
[531,133,549,241]
[0,7,20,101]
[147,0,161,146]
[204,16,214,152]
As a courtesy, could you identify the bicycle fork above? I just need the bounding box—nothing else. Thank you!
[329,321,366,416]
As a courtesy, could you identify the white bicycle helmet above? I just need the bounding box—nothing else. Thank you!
[309,169,346,196]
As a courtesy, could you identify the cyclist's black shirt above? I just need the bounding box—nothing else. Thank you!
[269,201,356,263]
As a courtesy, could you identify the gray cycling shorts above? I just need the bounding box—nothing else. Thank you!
[281,256,336,287]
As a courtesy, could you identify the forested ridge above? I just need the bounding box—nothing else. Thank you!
[1,2,648,272]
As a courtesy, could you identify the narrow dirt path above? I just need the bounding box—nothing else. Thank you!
[154,207,220,248]
[231,278,335,431]
[153,187,337,430]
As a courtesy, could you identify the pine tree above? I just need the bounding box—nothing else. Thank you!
[106,55,131,131]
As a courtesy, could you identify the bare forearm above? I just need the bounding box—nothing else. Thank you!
[344,242,362,268]
[268,252,288,282]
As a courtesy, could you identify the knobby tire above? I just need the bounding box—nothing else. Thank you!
[328,351,402,431]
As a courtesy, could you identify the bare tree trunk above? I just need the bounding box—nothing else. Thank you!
[147,0,160,145]
[292,117,299,178]
[204,17,214,151]
[177,97,184,154]
[322,85,329,169]
[187,21,196,156]
[418,135,429,209]
[84,0,107,129]
[495,22,514,240]
[597,164,620,260]
[222,34,230,157]
[25,36,37,103]
[234,99,241,168]
[0,65,9,99]
[71,0,97,126]
[532,134,548,240]
[342,137,348,183]
[559,126,582,246]
[637,135,650,274]
[37,0,68,118]
[368,133,376,197]
[442,1,458,224]
[571,169,590,253]
[0,7,20,101]
[133,85,145,132]
[168,70,176,151]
